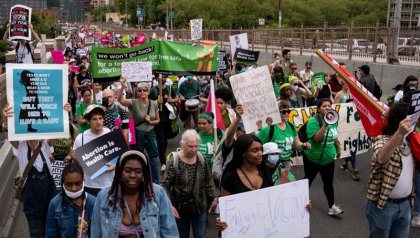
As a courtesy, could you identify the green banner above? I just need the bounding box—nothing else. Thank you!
[91,40,219,79]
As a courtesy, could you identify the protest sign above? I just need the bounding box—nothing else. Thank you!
[408,91,420,132]
[229,66,281,133]
[84,36,95,45]
[312,72,326,86]
[75,129,129,180]
[51,50,65,64]
[121,61,153,82]
[229,33,248,57]
[91,41,218,80]
[281,102,370,164]
[233,48,259,65]
[6,64,69,141]
[76,48,88,56]
[9,5,32,41]
[51,159,65,189]
[218,50,228,71]
[190,18,203,41]
[115,119,136,145]
[219,179,310,238]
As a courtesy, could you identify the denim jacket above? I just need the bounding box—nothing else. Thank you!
[46,192,96,238]
[90,184,179,238]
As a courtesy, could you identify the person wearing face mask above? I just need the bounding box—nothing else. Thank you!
[46,162,96,238]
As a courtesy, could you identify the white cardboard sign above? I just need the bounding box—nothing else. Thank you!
[121,61,153,82]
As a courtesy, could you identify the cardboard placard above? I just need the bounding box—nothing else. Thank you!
[233,48,259,65]
[9,5,32,41]
[121,61,153,82]
[190,18,203,41]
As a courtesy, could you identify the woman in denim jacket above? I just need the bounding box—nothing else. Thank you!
[46,163,96,237]
[90,150,178,238]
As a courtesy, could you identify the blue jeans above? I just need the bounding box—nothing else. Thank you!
[365,199,411,238]
[176,212,207,238]
[135,129,160,184]
[415,171,420,215]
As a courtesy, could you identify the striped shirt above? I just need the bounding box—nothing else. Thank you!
[366,136,414,209]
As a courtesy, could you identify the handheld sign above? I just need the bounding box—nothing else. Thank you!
[219,179,310,238]
[190,18,203,41]
[218,50,228,71]
[75,129,129,180]
[121,61,153,82]
[229,66,281,133]
[312,72,326,86]
[408,90,420,132]
[51,159,65,190]
[9,5,32,41]
[233,48,259,66]
[229,33,248,57]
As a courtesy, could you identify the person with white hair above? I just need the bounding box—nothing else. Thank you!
[161,129,217,238]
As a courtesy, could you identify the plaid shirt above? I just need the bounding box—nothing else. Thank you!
[367,136,414,209]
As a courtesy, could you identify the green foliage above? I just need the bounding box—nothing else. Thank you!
[31,14,55,38]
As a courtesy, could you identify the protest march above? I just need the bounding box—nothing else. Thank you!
[1,4,420,238]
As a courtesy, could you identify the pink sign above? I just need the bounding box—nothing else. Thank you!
[115,119,136,145]
[101,37,109,44]
[70,66,79,74]
[51,50,65,64]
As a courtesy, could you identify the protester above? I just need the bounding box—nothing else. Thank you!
[3,23,40,64]
[70,105,113,196]
[258,100,310,169]
[300,61,314,88]
[197,112,224,170]
[290,77,313,107]
[3,103,71,237]
[329,62,346,98]
[214,87,236,129]
[281,49,294,73]
[358,65,376,94]
[91,150,179,238]
[118,78,161,184]
[75,88,93,133]
[102,89,128,133]
[365,102,414,237]
[303,98,343,216]
[161,130,217,238]
[272,65,287,99]
[46,163,96,237]
[394,75,419,102]
[314,73,334,104]
[74,64,92,96]
[178,76,201,129]
[149,78,179,172]
[91,82,103,105]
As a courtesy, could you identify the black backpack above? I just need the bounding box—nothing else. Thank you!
[268,121,296,142]
[15,42,34,63]
[373,81,382,99]
[298,115,322,142]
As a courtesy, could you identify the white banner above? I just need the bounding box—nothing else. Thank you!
[229,66,281,133]
[190,18,203,41]
[219,179,310,238]
[121,61,153,82]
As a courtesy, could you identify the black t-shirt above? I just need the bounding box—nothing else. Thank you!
[149,86,176,121]
[221,167,273,195]
[77,72,91,89]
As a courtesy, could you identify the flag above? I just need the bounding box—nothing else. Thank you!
[316,50,388,136]
[205,79,225,130]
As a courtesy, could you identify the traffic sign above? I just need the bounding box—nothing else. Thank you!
[137,8,145,17]
[259,18,265,26]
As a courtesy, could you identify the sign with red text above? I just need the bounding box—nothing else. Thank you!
[9,5,32,41]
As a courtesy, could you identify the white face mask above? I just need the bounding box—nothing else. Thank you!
[292,85,299,92]
[267,154,280,165]
[64,183,84,199]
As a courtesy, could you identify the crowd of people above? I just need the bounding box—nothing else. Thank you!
[1,23,420,238]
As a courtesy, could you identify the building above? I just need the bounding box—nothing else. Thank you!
[388,0,420,28]
[47,0,59,9]
[0,0,48,25]
[59,0,85,23]
[90,0,115,8]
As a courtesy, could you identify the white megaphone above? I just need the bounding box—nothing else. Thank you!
[324,109,339,125]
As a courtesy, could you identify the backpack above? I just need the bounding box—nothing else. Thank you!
[212,138,233,186]
[373,81,382,99]
[15,42,34,63]
[298,115,322,142]
[268,121,296,142]
[169,151,205,173]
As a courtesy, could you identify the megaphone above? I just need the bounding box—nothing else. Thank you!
[324,109,339,125]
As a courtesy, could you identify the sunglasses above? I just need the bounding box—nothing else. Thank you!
[280,109,291,115]
[291,67,297,70]
[138,89,149,92]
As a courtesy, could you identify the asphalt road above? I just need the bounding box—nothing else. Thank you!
[12,130,420,238]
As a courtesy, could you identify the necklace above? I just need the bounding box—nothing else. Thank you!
[239,167,257,190]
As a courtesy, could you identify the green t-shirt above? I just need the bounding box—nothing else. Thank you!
[75,102,90,133]
[258,123,297,162]
[303,117,338,165]
[198,130,224,170]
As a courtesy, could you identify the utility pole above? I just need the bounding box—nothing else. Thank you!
[170,0,173,30]
[166,0,169,29]
[125,0,128,27]
[391,0,402,63]
[278,0,282,29]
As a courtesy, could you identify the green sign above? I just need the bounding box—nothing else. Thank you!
[312,72,326,86]
[91,40,219,79]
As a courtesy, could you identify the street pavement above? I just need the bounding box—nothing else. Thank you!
[11,131,420,237]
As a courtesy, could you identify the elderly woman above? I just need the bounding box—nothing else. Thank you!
[91,150,178,238]
[118,77,161,184]
[161,130,217,238]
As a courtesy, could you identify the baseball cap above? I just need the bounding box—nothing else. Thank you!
[69,58,76,63]
[83,105,105,118]
[263,142,281,155]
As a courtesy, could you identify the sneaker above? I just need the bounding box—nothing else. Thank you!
[328,204,344,216]
[412,215,420,228]
[352,171,360,181]
[161,164,166,172]
[340,162,350,173]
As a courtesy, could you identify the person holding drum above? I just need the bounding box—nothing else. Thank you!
[118,77,161,184]
[178,76,201,129]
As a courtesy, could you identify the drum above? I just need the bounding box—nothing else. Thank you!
[185,99,200,112]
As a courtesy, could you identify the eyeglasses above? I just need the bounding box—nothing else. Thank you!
[138,89,149,92]
[291,67,297,70]
[280,109,291,115]
[293,83,299,86]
